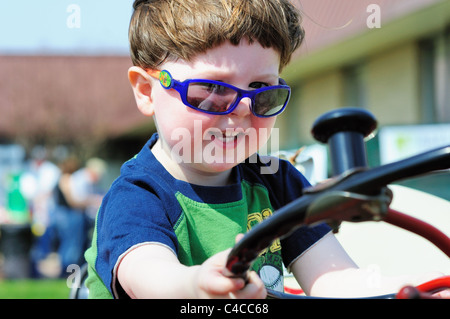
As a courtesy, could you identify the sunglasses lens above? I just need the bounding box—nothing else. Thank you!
[253,88,289,117]
[187,82,238,113]
[185,80,289,117]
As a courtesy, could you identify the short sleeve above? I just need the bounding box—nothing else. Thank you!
[93,175,180,297]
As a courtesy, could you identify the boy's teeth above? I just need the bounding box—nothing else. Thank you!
[208,129,243,142]
[217,135,235,142]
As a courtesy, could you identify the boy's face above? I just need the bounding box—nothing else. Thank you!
[136,40,281,183]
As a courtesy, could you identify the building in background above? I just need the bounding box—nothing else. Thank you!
[0,55,152,159]
[279,0,449,147]
[276,0,450,199]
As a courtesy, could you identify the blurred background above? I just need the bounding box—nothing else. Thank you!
[0,0,448,298]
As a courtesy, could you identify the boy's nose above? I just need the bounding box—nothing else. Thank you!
[231,97,252,117]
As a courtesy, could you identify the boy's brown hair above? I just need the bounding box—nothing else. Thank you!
[129,0,304,71]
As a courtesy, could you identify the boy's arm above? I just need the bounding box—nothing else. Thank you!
[291,232,444,297]
[117,241,267,299]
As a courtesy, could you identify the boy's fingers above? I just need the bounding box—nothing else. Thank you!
[197,249,247,297]
[229,271,267,299]
[199,275,246,298]
[235,233,245,243]
[202,240,266,299]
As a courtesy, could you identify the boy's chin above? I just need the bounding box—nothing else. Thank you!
[196,159,241,173]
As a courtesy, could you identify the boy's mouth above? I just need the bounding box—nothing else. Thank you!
[213,133,238,143]
[207,129,245,149]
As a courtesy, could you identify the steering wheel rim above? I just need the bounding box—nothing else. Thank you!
[225,146,450,298]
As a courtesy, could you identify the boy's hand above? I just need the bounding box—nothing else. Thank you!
[118,234,266,299]
[193,235,267,299]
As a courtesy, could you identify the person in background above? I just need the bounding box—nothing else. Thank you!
[22,146,61,277]
[55,157,106,276]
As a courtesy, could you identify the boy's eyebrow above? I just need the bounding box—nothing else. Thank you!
[193,71,280,82]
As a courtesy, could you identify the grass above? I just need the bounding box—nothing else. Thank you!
[0,279,70,299]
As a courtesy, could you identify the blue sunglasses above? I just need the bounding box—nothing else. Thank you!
[148,70,290,118]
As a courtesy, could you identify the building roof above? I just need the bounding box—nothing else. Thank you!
[0,55,148,145]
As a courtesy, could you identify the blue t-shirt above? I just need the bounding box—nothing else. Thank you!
[85,133,330,298]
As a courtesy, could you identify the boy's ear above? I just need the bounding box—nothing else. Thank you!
[128,66,154,116]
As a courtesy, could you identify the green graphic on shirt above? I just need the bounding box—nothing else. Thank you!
[174,180,284,291]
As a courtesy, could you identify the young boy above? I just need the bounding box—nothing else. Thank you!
[85,0,441,299]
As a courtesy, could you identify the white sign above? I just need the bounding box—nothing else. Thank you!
[378,124,450,164]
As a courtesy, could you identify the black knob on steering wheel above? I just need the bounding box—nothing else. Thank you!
[311,107,377,176]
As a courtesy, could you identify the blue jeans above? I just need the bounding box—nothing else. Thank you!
[53,205,86,274]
